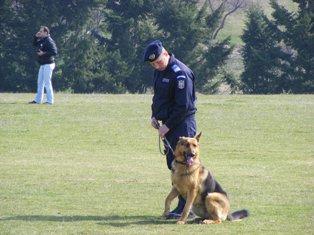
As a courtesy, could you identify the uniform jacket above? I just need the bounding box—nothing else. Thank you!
[33,35,57,65]
[152,54,197,130]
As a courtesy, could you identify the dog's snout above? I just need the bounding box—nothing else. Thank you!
[184,151,195,159]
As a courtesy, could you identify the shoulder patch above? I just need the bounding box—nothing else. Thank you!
[177,75,186,90]
[177,79,185,90]
[171,64,181,73]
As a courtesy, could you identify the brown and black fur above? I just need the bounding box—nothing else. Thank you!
[162,133,249,224]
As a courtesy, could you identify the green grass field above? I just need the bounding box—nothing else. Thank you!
[0,93,313,235]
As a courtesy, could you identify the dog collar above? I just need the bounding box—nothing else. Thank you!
[171,160,187,172]
[175,160,187,165]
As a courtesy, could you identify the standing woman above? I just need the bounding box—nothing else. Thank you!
[29,26,57,105]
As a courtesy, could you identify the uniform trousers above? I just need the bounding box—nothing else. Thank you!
[164,114,197,170]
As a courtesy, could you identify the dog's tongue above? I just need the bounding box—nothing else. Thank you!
[186,158,193,166]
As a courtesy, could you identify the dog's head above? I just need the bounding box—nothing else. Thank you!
[174,132,201,166]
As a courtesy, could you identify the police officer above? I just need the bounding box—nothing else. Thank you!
[143,40,197,219]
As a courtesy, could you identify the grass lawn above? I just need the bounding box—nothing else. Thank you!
[0,93,313,235]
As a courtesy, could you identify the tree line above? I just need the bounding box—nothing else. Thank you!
[0,0,313,94]
[242,0,313,94]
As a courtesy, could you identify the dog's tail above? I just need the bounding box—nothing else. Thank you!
[227,209,250,221]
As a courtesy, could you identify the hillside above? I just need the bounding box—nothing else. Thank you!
[210,0,298,94]
[218,0,298,45]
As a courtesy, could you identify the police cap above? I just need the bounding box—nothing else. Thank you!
[143,40,163,62]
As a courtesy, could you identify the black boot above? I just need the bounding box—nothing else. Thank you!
[166,195,195,219]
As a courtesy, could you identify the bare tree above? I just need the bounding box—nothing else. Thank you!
[207,0,248,39]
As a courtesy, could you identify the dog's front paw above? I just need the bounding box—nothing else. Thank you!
[176,220,186,225]
[162,211,169,218]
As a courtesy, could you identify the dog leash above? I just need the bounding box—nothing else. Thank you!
[156,122,174,156]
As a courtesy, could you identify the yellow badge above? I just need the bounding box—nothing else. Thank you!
[178,80,185,89]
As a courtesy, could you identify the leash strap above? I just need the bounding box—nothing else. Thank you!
[159,135,174,156]
[156,121,174,156]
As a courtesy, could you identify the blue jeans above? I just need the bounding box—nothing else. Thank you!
[34,63,55,104]
[164,115,197,170]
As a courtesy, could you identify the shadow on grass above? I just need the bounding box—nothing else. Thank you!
[0,215,175,227]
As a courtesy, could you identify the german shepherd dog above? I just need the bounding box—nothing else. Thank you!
[162,133,249,224]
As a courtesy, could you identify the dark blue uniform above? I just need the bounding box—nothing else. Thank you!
[152,54,197,169]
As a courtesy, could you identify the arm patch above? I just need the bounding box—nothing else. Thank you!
[177,75,186,90]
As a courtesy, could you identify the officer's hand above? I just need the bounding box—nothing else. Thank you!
[151,117,158,129]
[159,124,169,138]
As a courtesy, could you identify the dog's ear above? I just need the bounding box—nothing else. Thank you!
[195,132,202,142]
